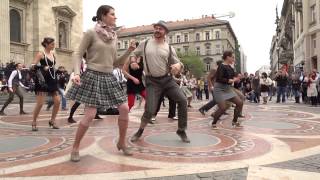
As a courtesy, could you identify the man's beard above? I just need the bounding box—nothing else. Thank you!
[154,32,163,38]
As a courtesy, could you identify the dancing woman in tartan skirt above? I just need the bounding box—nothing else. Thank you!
[67,5,135,162]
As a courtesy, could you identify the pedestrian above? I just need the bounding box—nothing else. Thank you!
[211,51,243,128]
[307,71,318,106]
[122,54,146,111]
[260,72,272,104]
[67,5,135,162]
[291,72,301,103]
[46,66,68,111]
[275,69,288,103]
[130,20,190,143]
[31,37,60,131]
[0,63,28,115]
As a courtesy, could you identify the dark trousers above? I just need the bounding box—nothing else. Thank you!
[1,85,24,112]
[142,76,187,130]
[155,94,176,118]
[168,98,176,118]
[276,86,287,103]
[199,99,216,112]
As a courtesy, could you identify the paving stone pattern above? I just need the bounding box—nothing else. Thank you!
[135,168,248,180]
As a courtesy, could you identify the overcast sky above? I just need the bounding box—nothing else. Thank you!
[83,0,283,73]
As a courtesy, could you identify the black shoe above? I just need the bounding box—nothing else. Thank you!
[198,108,205,116]
[211,123,218,129]
[94,115,103,120]
[0,111,6,116]
[48,121,59,129]
[131,128,144,142]
[239,114,245,118]
[68,117,77,124]
[232,121,242,128]
[176,130,190,143]
[20,111,28,115]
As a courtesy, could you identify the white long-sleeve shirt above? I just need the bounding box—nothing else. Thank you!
[8,70,27,88]
[112,68,127,83]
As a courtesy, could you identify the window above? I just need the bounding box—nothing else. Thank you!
[183,46,189,55]
[58,22,67,48]
[216,44,221,54]
[10,9,21,42]
[311,5,316,24]
[215,31,220,39]
[206,63,211,72]
[169,36,173,43]
[206,46,211,55]
[184,33,188,42]
[312,33,317,49]
[176,35,181,43]
[205,32,210,40]
[196,47,200,56]
[52,6,76,50]
[196,33,200,41]
[124,41,128,49]
[117,42,121,49]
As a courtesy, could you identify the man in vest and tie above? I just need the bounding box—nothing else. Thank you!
[0,63,28,115]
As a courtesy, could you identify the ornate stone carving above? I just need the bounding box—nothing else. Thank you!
[52,6,76,18]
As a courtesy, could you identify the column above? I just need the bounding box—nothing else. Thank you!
[0,0,10,65]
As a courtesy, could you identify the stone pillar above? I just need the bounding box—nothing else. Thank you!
[0,0,10,65]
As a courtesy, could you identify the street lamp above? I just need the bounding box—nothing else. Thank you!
[213,12,236,19]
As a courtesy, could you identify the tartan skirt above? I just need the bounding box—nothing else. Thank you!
[66,69,127,108]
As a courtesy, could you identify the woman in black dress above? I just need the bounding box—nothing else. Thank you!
[31,37,60,131]
[123,55,146,110]
[212,51,243,128]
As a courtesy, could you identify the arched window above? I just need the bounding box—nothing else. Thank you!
[10,9,21,42]
[58,22,67,48]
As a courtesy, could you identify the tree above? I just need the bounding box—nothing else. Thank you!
[178,51,205,78]
[234,41,241,73]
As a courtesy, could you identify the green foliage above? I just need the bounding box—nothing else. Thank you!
[234,41,241,73]
[179,51,205,78]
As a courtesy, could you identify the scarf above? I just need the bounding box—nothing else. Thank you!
[94,21,117,42]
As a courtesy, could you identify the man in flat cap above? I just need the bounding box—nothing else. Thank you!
[130,20,190,143]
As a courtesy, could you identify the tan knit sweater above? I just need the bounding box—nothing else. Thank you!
[73,29,130,75]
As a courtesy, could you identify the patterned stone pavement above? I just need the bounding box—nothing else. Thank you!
[0,99,320,179]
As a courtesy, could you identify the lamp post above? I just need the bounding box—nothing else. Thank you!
[212,12,236,19]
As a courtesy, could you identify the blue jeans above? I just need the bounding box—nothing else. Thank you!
[58,88,66,109]
[292,88,300,98]
[276,86,287,103]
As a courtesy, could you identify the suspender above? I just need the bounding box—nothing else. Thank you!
[143,39,173,77]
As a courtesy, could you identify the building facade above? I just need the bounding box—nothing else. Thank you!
[239,45,247,73]
[272,0,320,75]
[270,0,295,77]
[117,16,240,72]
[293,0,320,73]
[0,0,83,70]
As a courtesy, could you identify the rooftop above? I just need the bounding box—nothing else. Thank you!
[117,16,229,37]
